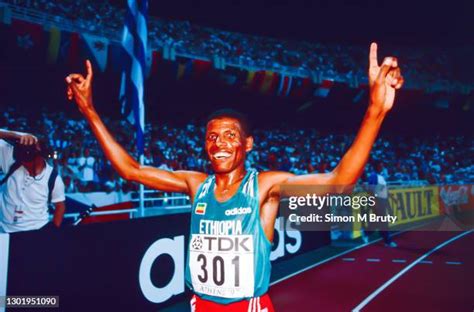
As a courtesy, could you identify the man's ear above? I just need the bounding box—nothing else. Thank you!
[245,136,254,152]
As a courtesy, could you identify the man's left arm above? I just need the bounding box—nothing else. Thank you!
[52,202,66,227]
[285,42,404,187]
[51,175,66,228]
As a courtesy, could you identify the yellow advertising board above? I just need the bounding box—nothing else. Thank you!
[350,186,440,238]
[387,186,440,227]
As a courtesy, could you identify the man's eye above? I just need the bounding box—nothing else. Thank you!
[208,134,217,141]
[228,132,236,138]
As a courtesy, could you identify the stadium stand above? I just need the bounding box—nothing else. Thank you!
[1,0,473,93]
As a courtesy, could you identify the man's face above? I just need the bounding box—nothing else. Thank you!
[205,117,253,174]
[21,154,44,172]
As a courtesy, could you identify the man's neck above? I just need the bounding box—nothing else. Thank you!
[24,158,46,177]
[215,166,247,188]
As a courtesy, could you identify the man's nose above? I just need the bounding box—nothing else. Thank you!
[215,135,227,147]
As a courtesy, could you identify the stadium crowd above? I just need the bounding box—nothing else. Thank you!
[3,0,473,93]
[2,108,472,194]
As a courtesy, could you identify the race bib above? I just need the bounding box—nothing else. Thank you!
[189,234,254,298]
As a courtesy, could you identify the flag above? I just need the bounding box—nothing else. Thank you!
[244,71,256,89]
[244,70,265,92]
[193,59,212,79]
[290,77,311,98]
[314,79,334,98]
[81,33,109,72]
[58,31,80,67]
[260,71,279,95]
[175,59,193,80]
[277,75,293,96]
[176,62,186,80]
[9,19,45,65]
[119,0,148,155]
[46,26,61,64]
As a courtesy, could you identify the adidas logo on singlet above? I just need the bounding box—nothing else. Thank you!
[225,207,252,216]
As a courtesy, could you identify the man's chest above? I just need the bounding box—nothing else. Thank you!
[6,171,50,205]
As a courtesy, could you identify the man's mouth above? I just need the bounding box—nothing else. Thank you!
[212,151,232,160]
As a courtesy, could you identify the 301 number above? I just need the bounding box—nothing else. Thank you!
[197,255,240,287]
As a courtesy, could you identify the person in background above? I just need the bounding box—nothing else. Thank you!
[0,129,66,233]
[362,160,397,247]
[78,147,95,190]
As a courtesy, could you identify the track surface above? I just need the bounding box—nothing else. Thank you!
[269,230,474,311]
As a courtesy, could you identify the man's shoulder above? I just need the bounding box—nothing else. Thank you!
[258,170,294,183]
[257,171,294,198]
[45,163,62,180]
[0,139,15,174]
[0,139,13,150]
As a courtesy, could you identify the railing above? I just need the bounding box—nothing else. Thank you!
[386,180,429,186]
[63,208,138,222]
[130,190,191,208]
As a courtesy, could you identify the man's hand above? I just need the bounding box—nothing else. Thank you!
[0,130,37,145]
[65,60,94,114]
[18,134,38,145]
[368,42,404,114]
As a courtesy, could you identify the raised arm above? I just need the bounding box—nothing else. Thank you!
[330,42,403,184]
[65,60,207,194]
[266,43,404,192]
[0,129,38,145]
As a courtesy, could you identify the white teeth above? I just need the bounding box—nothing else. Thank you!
[214,152,231,159]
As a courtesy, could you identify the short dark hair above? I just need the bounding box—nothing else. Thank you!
[206,108,252,137]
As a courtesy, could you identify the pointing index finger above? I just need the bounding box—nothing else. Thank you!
[369,42,378,68]
[85,60,93,82]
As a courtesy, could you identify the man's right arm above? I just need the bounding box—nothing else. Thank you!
[66,61,207,195]
[83,109,206,193]
[0,129,37,145]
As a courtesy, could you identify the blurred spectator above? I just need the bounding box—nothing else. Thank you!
[77,148,95,190]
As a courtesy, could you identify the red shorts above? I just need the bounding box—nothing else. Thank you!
[190,294,275,312]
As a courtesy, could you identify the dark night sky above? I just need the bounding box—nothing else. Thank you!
[138,0,473,46]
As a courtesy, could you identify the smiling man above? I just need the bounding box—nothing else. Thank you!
[66,42,403,311]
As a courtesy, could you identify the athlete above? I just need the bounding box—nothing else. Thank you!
[66,43,403,311]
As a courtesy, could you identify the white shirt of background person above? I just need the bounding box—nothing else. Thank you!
[374,174,389,199]
[0,140,65,233]
[78,148,95,182]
